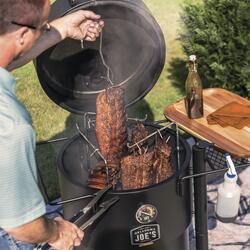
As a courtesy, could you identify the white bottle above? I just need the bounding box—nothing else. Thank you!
[215,154,241,223]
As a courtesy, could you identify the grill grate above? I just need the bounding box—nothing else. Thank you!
[206,146,250,170]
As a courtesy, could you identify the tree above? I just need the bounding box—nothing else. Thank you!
[181,0,250,98]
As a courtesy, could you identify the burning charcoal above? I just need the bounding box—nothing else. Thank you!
[153,137,173,183]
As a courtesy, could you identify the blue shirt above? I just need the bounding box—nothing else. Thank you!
[0,67,46,229]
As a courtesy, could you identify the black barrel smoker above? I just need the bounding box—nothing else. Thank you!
[35,0,192,249]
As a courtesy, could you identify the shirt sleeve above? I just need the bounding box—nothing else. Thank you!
[0,124,46,229]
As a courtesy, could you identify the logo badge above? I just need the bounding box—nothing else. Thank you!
[130,224,161,246]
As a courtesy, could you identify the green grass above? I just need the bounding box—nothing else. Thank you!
[13,0,200,200]
[143,0,186,121]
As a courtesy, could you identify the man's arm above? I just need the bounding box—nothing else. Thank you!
[0,123,84,250]
[6,216,59,244]
[6,216,84,250]
[8,10,104,71]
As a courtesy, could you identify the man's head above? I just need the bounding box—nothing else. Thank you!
[0,0,50,64]
[0,0,50,35]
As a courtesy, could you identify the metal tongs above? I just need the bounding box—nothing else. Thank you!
[36,185,119,250]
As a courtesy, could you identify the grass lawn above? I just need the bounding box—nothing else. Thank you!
[13,0,200,200]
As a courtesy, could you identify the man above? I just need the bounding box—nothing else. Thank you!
[0,0,104,249]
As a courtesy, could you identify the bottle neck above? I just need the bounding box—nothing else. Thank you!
[189,61,198,72]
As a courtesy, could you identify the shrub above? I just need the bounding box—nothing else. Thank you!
[180,0,250,98]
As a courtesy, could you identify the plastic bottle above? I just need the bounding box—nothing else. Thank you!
[215,154,241,223]
[185,55,204,119]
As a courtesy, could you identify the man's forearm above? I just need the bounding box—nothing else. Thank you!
[7,10,103,71]
[5,216,59,244]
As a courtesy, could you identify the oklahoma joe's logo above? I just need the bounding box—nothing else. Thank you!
[130,224,161,246]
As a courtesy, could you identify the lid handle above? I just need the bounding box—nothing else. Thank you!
[68,0,96,7]
[68,0,78,6]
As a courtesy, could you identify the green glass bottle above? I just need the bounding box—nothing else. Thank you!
[185,55,204,119]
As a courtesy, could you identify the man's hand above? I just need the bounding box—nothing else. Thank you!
[51,10,104,41]
[48,217,84,250]
[5,216,84,249]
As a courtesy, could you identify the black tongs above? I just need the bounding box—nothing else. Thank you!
[37,185,119,250]
[70,184,119,229]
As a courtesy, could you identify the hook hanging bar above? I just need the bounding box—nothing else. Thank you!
[99,32,115,86]
[76,124,107,167]
[127,122,175,149]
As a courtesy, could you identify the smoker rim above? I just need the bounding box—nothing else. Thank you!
[57,124,191,195]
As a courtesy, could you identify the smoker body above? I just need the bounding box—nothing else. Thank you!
[57,127,192,250]
[35,1,192,249]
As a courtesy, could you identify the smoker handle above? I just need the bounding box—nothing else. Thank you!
[193,142,209,250]
[67,0,96,7]
[68,0,79,6]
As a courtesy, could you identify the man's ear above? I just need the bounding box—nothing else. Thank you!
[15,27,30,47]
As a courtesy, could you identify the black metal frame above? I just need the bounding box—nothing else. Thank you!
[36,120,250,250]
[177,140,249,250]
[192,143,209,250]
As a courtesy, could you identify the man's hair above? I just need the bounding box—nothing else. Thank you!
[0,0,47,35]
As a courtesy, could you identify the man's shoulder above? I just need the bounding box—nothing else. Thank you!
[0,119,34,143]
[0,93,32,133]
[0,104,33,139]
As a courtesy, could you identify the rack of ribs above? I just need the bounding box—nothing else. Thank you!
[88,87,128,189]
[95,87,127,165]
[121,151,155,190]
[153,137,173,183]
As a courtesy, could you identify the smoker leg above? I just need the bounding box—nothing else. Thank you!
[193,142,208,250]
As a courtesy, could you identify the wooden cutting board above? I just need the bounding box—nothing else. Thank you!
[164,88,250,158]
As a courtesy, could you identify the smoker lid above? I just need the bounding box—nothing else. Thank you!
[35,0,166,114]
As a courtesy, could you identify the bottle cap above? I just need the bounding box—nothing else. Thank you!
[189,55,197,62]
[224,153,238,182]
[225,153,237,176]
[226,172,236,178]
[224,172,237,182]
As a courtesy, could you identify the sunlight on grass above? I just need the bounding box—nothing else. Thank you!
[144,0,187,121]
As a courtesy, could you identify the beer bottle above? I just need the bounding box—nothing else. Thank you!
[185,55,204,119]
